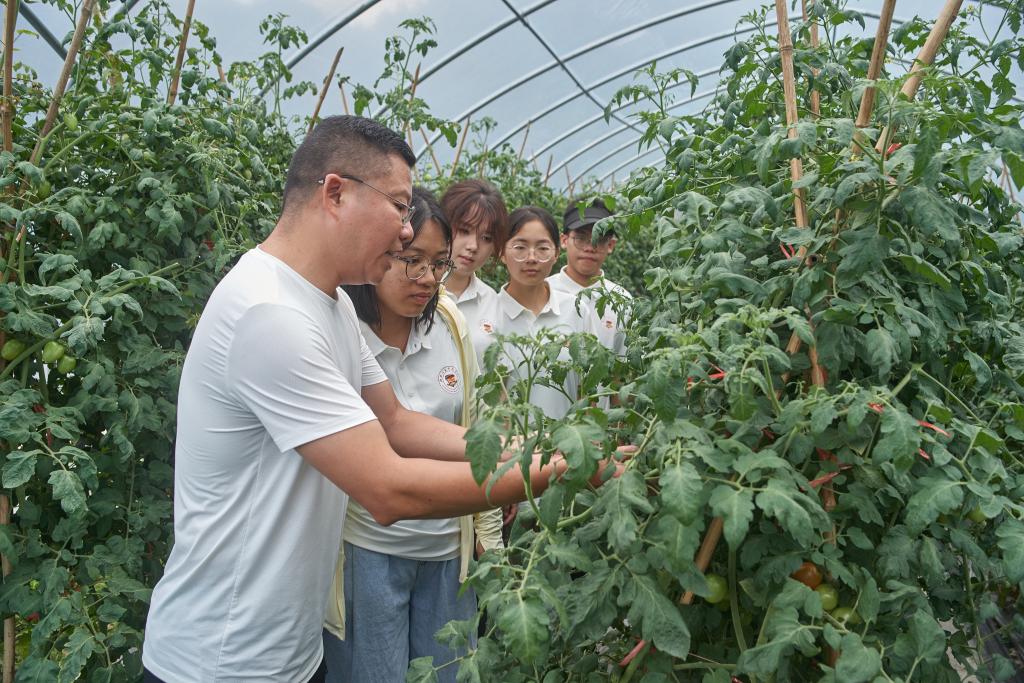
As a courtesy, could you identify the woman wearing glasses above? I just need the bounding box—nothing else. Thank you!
[323,187,503,683]
[478,206,602,420]
[440,180,509,364]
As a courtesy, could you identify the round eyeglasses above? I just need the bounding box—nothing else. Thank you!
[569,231,612,249]
[391,254,456,283]
[506,242,556,263]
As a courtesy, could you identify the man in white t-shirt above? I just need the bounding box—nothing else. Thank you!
[141,116,620,683]
[547,198,632,356]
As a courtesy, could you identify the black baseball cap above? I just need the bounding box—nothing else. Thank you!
[562,198,613,234]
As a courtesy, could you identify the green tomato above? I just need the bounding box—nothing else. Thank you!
[1,339,26,361]
[66,113,78,131]
[41,341,65,364]
[704,573,728,604]
[831,606,861,626]
[815,584,839,612]
[967,506,988,524]
[56,356,77,374]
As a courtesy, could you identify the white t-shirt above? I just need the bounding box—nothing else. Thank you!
[547,267,632,356]
[447,275,498,367]
[344,319,462,561]
[143,248,388,683]
[475,285,601,419]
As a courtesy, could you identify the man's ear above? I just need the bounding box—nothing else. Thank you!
[320,174,345,208]
[560,233,570,250]
[606,237,617,254]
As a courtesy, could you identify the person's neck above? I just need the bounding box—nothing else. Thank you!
[374,307,413,354]
[445,270,472,297]
[506,280,550,316]
[565,264,601,288]
[260,219,341,297]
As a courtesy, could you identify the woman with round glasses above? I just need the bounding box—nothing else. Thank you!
[440,180,509,364]
[477,206,601,420]
[323,187,503,683]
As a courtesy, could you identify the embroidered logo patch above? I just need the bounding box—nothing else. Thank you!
[604,319,615,329]
[480,320,495,334]
[438,365,460,393]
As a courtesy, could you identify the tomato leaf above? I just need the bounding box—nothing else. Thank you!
[709,484,754,548]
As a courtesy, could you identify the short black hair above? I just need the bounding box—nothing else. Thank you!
[282,115,416,213]
[343,186,452,334]
[508,205,559,244]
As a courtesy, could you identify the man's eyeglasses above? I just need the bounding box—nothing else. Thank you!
[318,174,416,225]
[507,242,556,263]
[569,231,612,249]
[391,254,456,283]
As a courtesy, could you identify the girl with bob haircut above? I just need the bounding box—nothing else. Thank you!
[323,187,503,683]
[440,179,509,363]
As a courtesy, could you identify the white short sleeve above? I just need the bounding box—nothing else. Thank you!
[228,303,379,453]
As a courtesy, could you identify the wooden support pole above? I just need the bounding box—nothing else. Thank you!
[855,0,897,129]
[406,63,421,179]
[309,46,344,133]
[776,0,808,230]
[517,120,531,162]
[30,0,95,165]
[874,0,962,153]
[679,517,724,605]
[449,116,470,178]
[543,154,553,186]
[1,10,16,680]
[167,0,197,106]
[339,81,350,115]
[420,128,442,176]
[801,0,821,118]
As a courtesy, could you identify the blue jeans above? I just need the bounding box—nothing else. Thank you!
[323,543,476,683]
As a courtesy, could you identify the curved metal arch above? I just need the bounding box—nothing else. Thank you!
[498,0,645,141]
[372,0,559,119]
[568,87,720,186]
[417,0,747,159]
[597,146,663,187]
[524,21,770,168]
[18,4,67,59]
[256,0,385,99]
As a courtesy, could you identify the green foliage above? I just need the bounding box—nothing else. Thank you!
[435,2,1024,681]
[0,1,301,677]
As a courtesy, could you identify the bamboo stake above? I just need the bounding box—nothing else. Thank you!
[543,154,553,186]
[406,63,421,179]
[308,46,344,133]
[801,0,821,118]
[874,0,962,153]
[29,0,95,165]
[855,0,897,129]
[517,120,531,162]
[449,116,470,178]
[679,517,724,605]
[166,0,197,106]
[0,14,15,678]
[776,0,808,230]
[420,128,442,176]
[339,81,350,115]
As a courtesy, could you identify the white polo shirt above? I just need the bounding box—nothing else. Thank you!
[343,319,462,561]
[475,285,601,419]
[143,248,388,682]
[447,275,498,367]
[547,267,632,356]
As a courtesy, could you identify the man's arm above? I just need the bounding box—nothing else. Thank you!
[297,418,566,526]
[361,380,470,461]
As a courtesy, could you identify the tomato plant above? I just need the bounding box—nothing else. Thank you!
[424,3,1024,682]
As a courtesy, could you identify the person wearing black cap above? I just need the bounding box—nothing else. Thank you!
[547,197,632,356]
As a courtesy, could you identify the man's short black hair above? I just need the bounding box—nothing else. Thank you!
[282,115,416,213]
[563,196,613,235]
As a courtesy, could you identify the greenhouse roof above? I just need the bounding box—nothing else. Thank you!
[15,0,1024,191]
